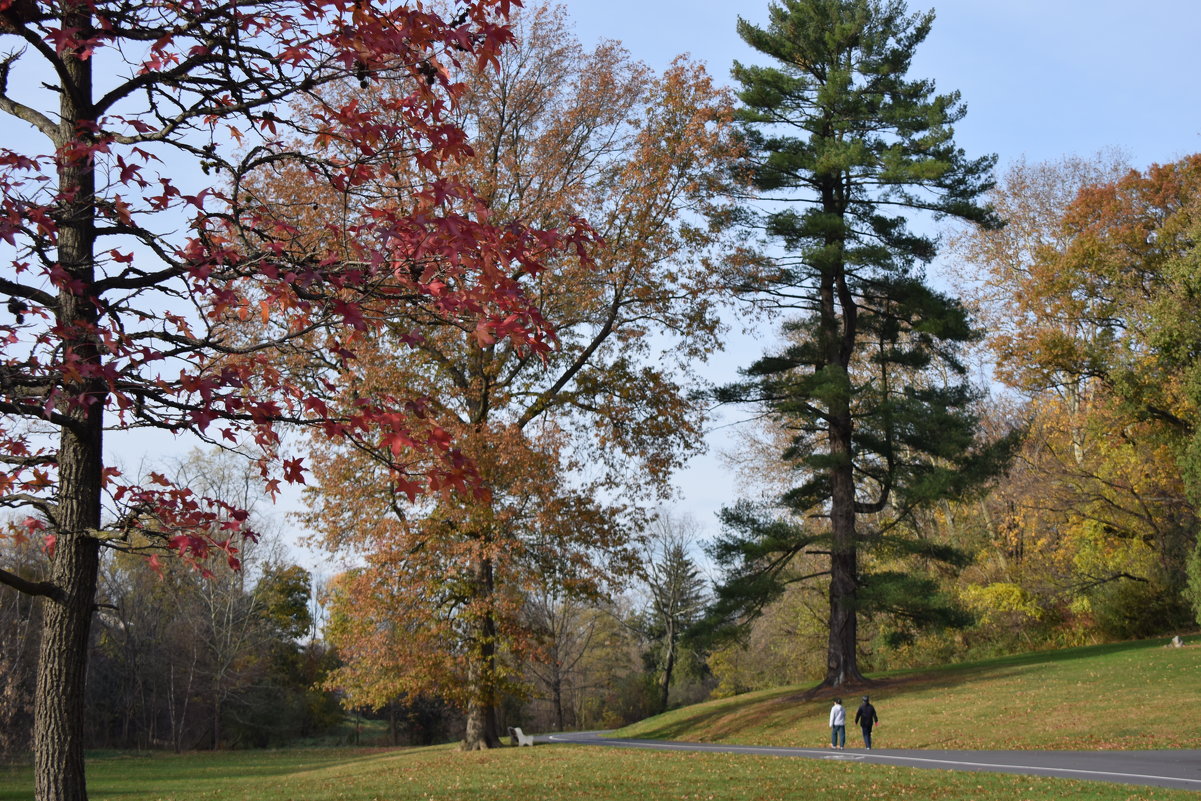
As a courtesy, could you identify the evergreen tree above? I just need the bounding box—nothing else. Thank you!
[639,525,707,712]
[710,0,1014,687]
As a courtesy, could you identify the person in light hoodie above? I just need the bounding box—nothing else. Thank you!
[828,698,846,749]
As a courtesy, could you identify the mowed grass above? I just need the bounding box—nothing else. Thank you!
[3,636,1198,800]
[618,635,1201,750]
[1,744,1197,801]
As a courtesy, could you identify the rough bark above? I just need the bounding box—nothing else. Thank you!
[34,17,103,799]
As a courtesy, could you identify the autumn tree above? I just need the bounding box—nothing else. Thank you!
[302,3,741,749]
[0,1,578,797]
[951,154,1201,633]
[709,0,1009,688]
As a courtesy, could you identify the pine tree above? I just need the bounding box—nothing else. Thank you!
[710,0,1013,687]
[641,524,707,712]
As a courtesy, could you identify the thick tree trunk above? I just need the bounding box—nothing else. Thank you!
[818,213,867,689]
[824,408,866,687]
[33,518,100,801]
[36,255,104,799]
[461,557,501,750]
[463,696,501,750]
[35,19,102,799]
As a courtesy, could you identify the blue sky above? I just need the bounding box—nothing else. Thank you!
[562,0,1201,551]
[568,0,1201,170]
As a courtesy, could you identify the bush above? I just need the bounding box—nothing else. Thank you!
[1090,575,1192,640]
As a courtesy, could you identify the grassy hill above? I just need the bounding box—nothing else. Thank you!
[616,634,1201,750]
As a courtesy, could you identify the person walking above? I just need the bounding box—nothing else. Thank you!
[828,698,846,749]
[854,695,879,749]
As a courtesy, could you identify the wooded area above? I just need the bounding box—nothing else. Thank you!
[0,0,1198,799]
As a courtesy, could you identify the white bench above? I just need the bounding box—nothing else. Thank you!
[509,726,535,746]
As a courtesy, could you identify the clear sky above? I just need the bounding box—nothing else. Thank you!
[567,0,1201,169]
[561,0,1201,551]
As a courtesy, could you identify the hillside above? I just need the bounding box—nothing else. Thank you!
[616,635,1201,750]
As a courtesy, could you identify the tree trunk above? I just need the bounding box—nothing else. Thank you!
[819,210,867,689]
[822,381,868,685]
[211,697,221,750]
[33,522,99,801]
[461,556,501,750]
[658,630,676,713]
[34,16,102,798]
[35,226,103,799]
[551,674,564,732]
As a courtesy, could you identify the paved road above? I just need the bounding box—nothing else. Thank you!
[545,731,1201,792]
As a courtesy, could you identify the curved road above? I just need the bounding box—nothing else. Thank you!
[544,731,1201,792]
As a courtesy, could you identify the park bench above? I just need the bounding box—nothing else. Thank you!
[509,726,535,746]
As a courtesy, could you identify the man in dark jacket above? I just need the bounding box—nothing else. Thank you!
[854,696,879,749]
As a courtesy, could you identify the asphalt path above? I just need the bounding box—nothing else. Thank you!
[544,730,1201,792]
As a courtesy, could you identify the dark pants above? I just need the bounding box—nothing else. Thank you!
[861,725,873,749]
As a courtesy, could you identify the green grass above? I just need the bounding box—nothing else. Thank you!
[617,634,1201,750]
[1,744,1197,801]
[3,636,1198,800]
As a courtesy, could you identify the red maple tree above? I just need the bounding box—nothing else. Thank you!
[0,1,580,798]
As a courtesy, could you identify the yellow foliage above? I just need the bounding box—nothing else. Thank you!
[960,583,1044,626]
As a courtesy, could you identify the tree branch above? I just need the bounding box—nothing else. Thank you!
[0,564,63,601]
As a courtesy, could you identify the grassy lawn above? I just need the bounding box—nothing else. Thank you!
[617,635,1201,750]
[2,744,1198,801]
[3,636,1198,800]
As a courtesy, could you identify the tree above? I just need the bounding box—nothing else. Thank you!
[303,3,740,748]
[635,514,707,712]
[0,1,578,797]
[950,154,1201,634]
[522,587,602,732]
[944,152,1130,395]
[709,0,1009,688]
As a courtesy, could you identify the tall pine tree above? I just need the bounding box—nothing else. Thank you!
[710,0,1013,687]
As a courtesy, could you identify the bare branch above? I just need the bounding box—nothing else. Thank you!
[0,564,63,601]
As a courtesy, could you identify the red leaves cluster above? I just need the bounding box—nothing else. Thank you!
[110,473,257,576]
[0,0,590,572]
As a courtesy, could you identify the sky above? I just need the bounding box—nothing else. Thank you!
[559,0,1201,553]
[567,0,1201,169]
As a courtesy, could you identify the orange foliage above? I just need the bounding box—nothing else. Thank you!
[950,154,1201,640]
[273,4,744,746]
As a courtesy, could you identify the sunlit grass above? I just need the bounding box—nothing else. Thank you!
[617,635,1201,750]
[1,744,1196,801]
[3,636,1198,799]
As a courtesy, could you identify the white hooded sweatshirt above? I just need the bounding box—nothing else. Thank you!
[829,702,846,727]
